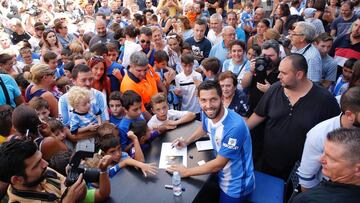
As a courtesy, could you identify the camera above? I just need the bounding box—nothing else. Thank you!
[65,143,100,187]
[278,37,291,48]
[255,56,271,83]
[26,6,42,16]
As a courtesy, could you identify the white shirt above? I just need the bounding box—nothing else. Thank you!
[122,40,142,69]
[147,109,189,128]
[175,70,203,113]
[207,29,223,45]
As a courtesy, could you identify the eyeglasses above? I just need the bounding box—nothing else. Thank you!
[290,32,304,36]
[61,26,68,29]
[140,40,151,44]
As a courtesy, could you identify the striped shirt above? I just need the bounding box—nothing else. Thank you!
[292,44,322,82]
[202,108,254,198]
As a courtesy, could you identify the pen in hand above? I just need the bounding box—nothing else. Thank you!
[171,137,183,149]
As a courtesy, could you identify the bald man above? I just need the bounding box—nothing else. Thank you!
[89,19,117,48]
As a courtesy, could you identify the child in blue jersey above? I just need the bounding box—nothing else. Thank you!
[108,91,125,126]
[333,58,356,96]
[118,90,146,156]
[67,86,102,148]
[98,134,157,178]
[241,2,254,29]
[128,120,160,156]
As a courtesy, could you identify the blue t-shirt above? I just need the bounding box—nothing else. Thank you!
[118,116,145,149]
[0,74,21,108]
[107,62,125,92]
[110,115,123,126]
[202,108,254,198]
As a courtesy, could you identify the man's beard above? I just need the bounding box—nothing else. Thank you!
[203,103,222,120]
[23,169,47,188]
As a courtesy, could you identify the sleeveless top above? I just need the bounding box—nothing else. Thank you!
[25,84,47,102]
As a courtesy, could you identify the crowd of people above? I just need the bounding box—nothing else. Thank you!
[0,0,360,202]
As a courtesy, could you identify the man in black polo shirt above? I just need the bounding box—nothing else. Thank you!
[291,128,360,203]
[246,54,340,180]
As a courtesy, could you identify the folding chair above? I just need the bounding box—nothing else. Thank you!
[246,171,285,203]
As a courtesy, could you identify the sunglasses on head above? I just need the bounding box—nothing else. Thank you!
[91,55,104,62]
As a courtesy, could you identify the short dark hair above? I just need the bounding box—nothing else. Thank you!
[90,43,109,56]
[201,57,220,74]
[109,91,122,102]
[49,151,72,176]
[327,128,360,163]
[154,50,169,63]
[229,40,246,51]
[343,58,357,70]
[120,90,142,110]
[181,53,194,65]
[262,39,280,55]
[106,43,119,53]
[124,25,139,38]
[143,8,154,15]
[140,26,152,37]
[71,64,91,79]
[217,71,238,87]
[129,120,147,139]
[197,80,222,97]
[43,51,57,63]
[195,18,207,27]
[0,105,12,137]
[47,118,65,132]
[61,48,72,56]
[315,33,333,43]
[340,86,360,114]
[288,53,308,75]
[99,134,120,153]
[0,139,38,183]
[28,97,49,111]
[12,104,41,136]
[0,53,13,64]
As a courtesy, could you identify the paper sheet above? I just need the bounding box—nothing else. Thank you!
[195,140,213,151]
[159,143,187,169]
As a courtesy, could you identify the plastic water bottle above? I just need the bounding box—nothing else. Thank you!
[172,171,182,196]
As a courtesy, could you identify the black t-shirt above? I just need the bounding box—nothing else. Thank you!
[291,180,360,203]
[248,69,279,114]
[255,82,340,173]
[10,31,31,45]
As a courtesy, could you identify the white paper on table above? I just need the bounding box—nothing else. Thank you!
[159,143,187,169]
[195,140,213,151]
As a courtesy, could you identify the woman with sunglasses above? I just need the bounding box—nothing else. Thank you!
[164,32,183,73]
[88,56,111,97]
[24,64,59,118]
[41,29,62,60]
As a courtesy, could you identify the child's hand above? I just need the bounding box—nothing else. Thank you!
[140,162,158,177]
[98,155,113,172]
[165,120,178,127]
[164,68,176,83]
[127,131,138,141]
[88,123,99,131]
[192,77,201,87]
[173,88,182,96]
[112,69,123,81]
